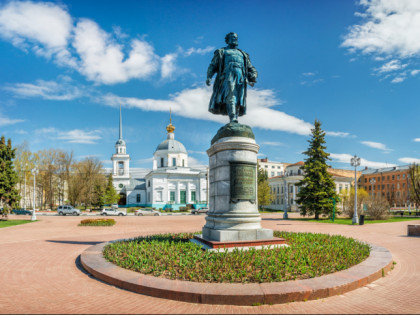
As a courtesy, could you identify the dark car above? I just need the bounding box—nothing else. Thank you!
[12,209,32,215]
[191,207,208,215]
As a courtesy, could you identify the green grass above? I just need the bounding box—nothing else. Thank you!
[103,231,370,284]
[289,217,420,225]
[0,219,35,228]
[79,218,116,226]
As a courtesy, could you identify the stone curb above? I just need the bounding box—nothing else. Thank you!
[80,241,393,305]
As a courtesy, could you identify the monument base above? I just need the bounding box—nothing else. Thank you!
[202,226,273,242]
[192,234,286,252]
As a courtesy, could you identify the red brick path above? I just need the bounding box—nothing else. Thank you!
[1,214,419,314]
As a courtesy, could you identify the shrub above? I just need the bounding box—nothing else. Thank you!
[366,197,390,220]
[179,206,188,212]
[340,188,369,218]
[79,218,116,226]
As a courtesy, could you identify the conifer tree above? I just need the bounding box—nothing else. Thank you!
[103,174,120,205]
[295,120,337,219]
[0,136,21,218]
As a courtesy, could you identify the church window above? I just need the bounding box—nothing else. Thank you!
[148,180,150,187]
[161,157,164,167]
[191,191,196,202]
[170,191,175,202]
[136,194,141,203]
[182,159,185,167]
[180,190,186,204]
[172,157,176,166]
[118,162,124,175]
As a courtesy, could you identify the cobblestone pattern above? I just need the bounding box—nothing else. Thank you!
[1,214,419,313]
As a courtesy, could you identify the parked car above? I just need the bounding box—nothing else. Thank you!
[57,205,81,216]
[135,208,161,216]
[191,207,208,215]
[101,208,126,216]
[11,209,32,215]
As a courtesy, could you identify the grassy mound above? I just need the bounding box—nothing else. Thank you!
[103,231,370,283]
[79,218,116,226]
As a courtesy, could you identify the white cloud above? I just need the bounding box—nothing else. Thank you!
[342,0,420,83]
[101,86,314,136]
[161,53,178,79]
[375,59,407,73]
[5,76,83,100]
[398,157,420,164]
[330,153,396,169]
[411,69,420,76]
[36,127,101,144]
[261,141,284,146]
[361,141,392,152]
[0,1,76,67]
[184,46,215,56]
[0,114,24,126]
[391,76,406,83]
[414,138,420,142]
[73,19,159,84]
[326,131,353,138]
[342,0,420,57]
[302,72,315,76]
[188,156,206,167]
[188,150,207,155]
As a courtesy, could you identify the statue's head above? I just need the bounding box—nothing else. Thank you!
[225,32,238,47]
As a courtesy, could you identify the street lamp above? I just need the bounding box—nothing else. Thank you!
[370,178,376,197]
[350,155,361,224]
[407,174,410,213]
[31,167,38,221]
[23,164,27,210]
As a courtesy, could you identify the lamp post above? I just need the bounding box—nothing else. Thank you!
[31,167,38,221]
[407,174,410,213]
[350,155,361,224]
[370,178,376,198]
[23,164,27,210]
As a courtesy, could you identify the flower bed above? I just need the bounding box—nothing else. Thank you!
[79,218,116,226]
[103,231,370,283]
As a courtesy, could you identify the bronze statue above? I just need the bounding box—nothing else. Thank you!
[206,32,258,123]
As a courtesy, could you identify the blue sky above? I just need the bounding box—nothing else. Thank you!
[0,0,419,170]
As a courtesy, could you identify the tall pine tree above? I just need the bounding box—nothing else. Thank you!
[295,120,337,220]
[0,136,21,218]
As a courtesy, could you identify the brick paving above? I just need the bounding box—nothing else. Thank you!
[0,213,419,314]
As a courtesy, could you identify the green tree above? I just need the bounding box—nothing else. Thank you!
[339,187,369,218]
[295,120,337,220]
[103,174,120,205]
[0,136,21,218]
[257,163,273,210]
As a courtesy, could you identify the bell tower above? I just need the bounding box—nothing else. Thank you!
[111,105,130,186]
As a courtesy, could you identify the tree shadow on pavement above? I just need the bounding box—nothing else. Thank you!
[46,240,103,245]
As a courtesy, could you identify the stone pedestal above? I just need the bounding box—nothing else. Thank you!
[202,122,273,242]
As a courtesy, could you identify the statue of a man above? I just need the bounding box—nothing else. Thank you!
[206,32,258,123]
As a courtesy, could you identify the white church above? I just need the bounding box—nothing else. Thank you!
[110,107,208,210]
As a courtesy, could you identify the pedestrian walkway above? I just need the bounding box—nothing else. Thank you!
[0,214,419,314]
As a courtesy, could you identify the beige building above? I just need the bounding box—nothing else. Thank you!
[268,161,353,211]
[258,158,290,178]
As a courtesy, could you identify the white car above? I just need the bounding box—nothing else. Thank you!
[101,208,126,216]
[57,205,81,216]
[135,208,161,216]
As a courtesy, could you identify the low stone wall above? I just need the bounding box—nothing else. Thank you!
[408,225,420,237]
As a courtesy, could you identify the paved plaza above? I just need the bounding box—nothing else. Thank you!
[1,214,419,314]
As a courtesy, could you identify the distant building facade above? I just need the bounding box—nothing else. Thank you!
[258,158,290,178]
[358,165,412,207]
[267,162,353,211]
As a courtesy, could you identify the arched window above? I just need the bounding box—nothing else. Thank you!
[136,194,141,203]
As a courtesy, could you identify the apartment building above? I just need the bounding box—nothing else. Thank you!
[258,158,290,178]
[359,165,412,207]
